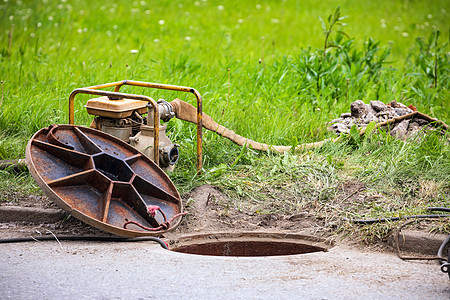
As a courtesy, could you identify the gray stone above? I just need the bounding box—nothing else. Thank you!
[405,122,423,140]
[395,108,413,117]
[389,100,407,109]
[370,100,387,112]
[379,109,398,119]
[365,104,377,116]
[350,100,367,118]
[326,100,435,141]
[378,115,388,122]
[390,119,410,139]
[363,112,377,124]
[416,118,429,126]
[335,123,350,134]
[328,123,350,134]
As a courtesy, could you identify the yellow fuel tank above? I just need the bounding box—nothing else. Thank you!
[85,96,147,118]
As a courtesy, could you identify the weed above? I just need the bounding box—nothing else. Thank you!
[415,30,449,89]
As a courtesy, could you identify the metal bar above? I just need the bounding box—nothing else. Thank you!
[68,88,160,165]
[191,89,203,174]
[85,81,126,90]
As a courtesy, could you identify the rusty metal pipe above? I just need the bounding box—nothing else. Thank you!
[86,81,128,90]
[69,80,203,172]
[68,88,160,166]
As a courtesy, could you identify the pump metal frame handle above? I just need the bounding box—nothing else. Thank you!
[68,80,203,172]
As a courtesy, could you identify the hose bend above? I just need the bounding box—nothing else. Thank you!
[170,99,337,153]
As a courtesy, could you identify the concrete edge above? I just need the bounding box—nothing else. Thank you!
[0,206,67,224]
[386,229,449,256]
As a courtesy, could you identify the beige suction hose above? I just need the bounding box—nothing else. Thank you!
[170,99,337,153]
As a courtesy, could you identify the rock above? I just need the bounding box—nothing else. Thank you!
[390,119,410,139]
[377,114,388,121]
[416,118,429,126]
[389,100,407,109]
[376,111,388,117]
[341,118,354,128]
[334,123,350,134]
[395,108,413,116]
[326,99,440,141]
[405,121,422,140]
[341,112,351,118]
[350,100,367,118]
[378,109,398,119]
[370,100,387,112]
[363,112,377,123]
[328,123,350,134]
[365,104,377,116]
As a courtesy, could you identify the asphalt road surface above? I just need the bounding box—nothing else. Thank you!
[1,241,448,299]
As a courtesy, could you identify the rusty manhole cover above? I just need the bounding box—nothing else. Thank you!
[25,124,183,237]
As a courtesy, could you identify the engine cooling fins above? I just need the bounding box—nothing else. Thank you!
[25,124,183,237]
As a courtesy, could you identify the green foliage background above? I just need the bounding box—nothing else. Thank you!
[0,1,449,231]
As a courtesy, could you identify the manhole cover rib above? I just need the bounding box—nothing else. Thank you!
[26,124,183,237]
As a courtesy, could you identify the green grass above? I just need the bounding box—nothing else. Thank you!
[0,0,449,240]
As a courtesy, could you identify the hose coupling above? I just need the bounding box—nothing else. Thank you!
[157,99,176,122]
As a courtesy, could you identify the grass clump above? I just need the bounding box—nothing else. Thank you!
[0,169,42,203]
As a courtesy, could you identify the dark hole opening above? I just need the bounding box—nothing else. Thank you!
[168,147,179,164]
[172,240,326,257]
[93,153,133,182]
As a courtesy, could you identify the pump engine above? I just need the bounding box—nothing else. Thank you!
[85,96,179,171]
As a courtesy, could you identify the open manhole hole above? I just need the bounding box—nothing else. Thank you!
[171,232,330,257]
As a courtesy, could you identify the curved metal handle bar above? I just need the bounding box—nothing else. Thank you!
[69,80,203,172]
[69,88,160,166]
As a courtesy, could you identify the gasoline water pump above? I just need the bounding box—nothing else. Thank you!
[86,96,179,171]
[69,80,204,172]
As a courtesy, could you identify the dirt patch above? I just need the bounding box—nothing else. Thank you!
[0,186,111,238]
[172,184,322,237]
[0,217,111,239]
[0,189,55,209]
